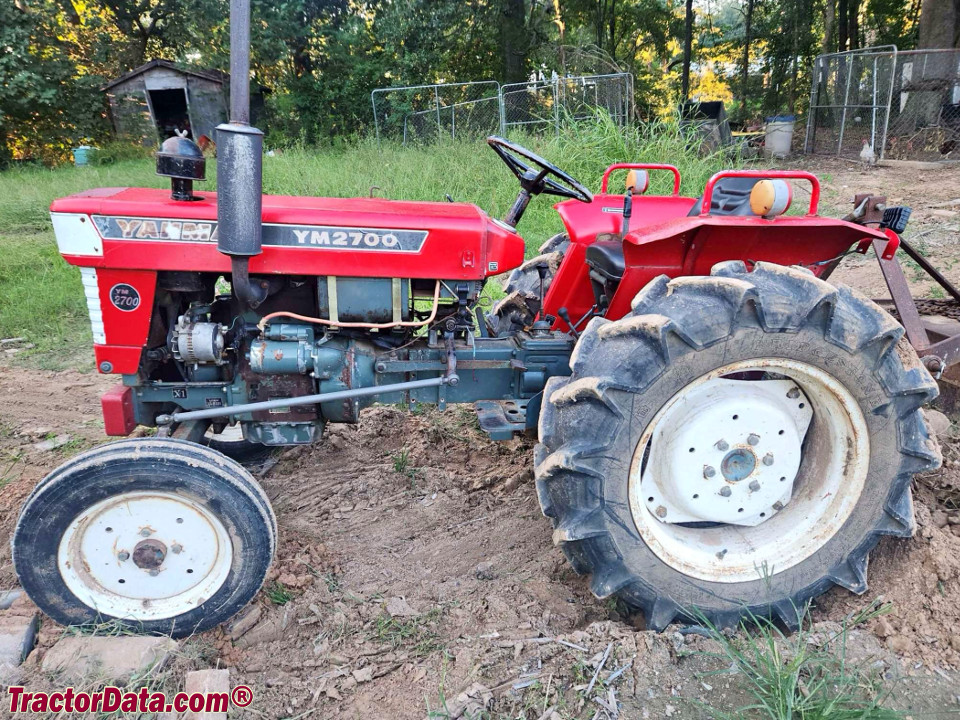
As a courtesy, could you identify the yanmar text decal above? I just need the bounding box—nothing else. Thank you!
[91,216,429,253]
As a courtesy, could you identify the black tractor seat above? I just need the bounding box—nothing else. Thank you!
[585,240,626,282]
[686,177,762,216]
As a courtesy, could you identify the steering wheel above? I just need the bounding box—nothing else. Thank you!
[487,136,593,204]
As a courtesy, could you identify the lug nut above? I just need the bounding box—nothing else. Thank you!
[716,440,729,451]
[655,505,668,518]
[773,501,784,511]
[117,551,129,562]
[140,528,152,537]
[719,486,732,497]
[749,480,761,492]
[747,434,760,446]
[149,569,159,577]
[703,465,716,479]
[763,453,775,466]
[171,544,183,554]
[787,387,800,399]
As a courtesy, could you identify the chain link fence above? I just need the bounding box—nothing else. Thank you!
[804,46,896,160]
[372,73,634,145]
[805,46,960,162]
[886,50,960,161]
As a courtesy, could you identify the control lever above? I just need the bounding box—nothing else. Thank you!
[557,307,580,339]
[620,170,638,239]
[535,262,549,316]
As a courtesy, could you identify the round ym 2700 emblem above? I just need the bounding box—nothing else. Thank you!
[109,283,141,312]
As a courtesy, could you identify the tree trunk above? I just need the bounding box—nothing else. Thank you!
[681,0,694,100]
[838,0,848,51]
[849,0,860,50]
[740,0,754,117]
[823,0,834,55]
[501,0,528,83]
[917,0,959,49]
[789,0,801,112]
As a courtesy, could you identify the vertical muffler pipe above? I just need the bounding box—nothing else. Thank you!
[216,0,267,308]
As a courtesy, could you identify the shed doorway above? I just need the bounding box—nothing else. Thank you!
[148,88,191,139]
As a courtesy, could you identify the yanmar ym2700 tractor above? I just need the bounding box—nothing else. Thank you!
[15,1,958,638]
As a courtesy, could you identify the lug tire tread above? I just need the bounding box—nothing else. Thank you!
[535,262,941,630]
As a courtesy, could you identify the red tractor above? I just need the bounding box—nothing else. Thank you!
[13,2,950,636]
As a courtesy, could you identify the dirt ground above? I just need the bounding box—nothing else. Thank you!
[2,157,960,719]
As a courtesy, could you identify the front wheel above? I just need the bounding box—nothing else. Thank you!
[536,261,941,630]
[13,438,276,637]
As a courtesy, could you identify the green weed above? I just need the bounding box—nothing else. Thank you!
[695,606,903,720]
[392,448,411,473]
[265,581,294,605]
[371,608,444,657]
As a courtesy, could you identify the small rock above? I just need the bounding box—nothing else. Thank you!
[665,704,677,717]
[225,604,262,641]
[33,434,72,452]
[874,617,895,639]
[925,409,952,437]
[476,561,495,580]
[42,635,177,681]
[886,635,915,654]
[235,615,285,649]
[0,612,39,685]
[184,669,230,719]
[352,665,374,683]
[385,596,418,618]
[0,590,24,611]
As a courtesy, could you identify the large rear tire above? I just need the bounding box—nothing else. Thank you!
[489,250,564,336]
[13,438,276,637]
[536,262,941,630]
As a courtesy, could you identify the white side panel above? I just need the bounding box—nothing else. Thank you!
[80,268,106,345]
[50,212,103,257]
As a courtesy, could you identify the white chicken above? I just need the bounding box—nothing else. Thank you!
[860,139,877,165]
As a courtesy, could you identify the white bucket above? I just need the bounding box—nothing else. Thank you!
[764,115,796,158]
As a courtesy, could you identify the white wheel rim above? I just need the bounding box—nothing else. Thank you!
[628,359,870,584]
[58,491,233,621]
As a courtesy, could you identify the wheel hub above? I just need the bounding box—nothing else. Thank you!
[639,376,813,527]
[57,491,232,621]
[132,539,167,570]
[720,448,756,481]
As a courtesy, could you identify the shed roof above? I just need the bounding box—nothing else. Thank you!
[102,59,227,91]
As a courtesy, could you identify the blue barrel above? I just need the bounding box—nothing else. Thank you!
[72,146,96,166]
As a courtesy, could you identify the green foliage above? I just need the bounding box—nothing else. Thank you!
[697,606,903,720]
[0,0,933,155]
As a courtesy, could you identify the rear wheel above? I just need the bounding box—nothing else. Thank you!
[13,438,276,637]
[489,250,564,336]
[536,261,941,629]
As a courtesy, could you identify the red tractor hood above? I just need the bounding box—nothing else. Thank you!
[50,188,525,281]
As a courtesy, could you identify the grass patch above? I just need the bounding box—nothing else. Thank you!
[696,605,903,720]
[265,581,295,605]
[370,608,444,656]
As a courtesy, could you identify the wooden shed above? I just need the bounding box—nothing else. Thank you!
[103,60,255,145]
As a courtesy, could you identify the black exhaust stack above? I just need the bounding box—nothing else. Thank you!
[217,0,267,308]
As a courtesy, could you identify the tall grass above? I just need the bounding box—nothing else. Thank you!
[0,116,740,366]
